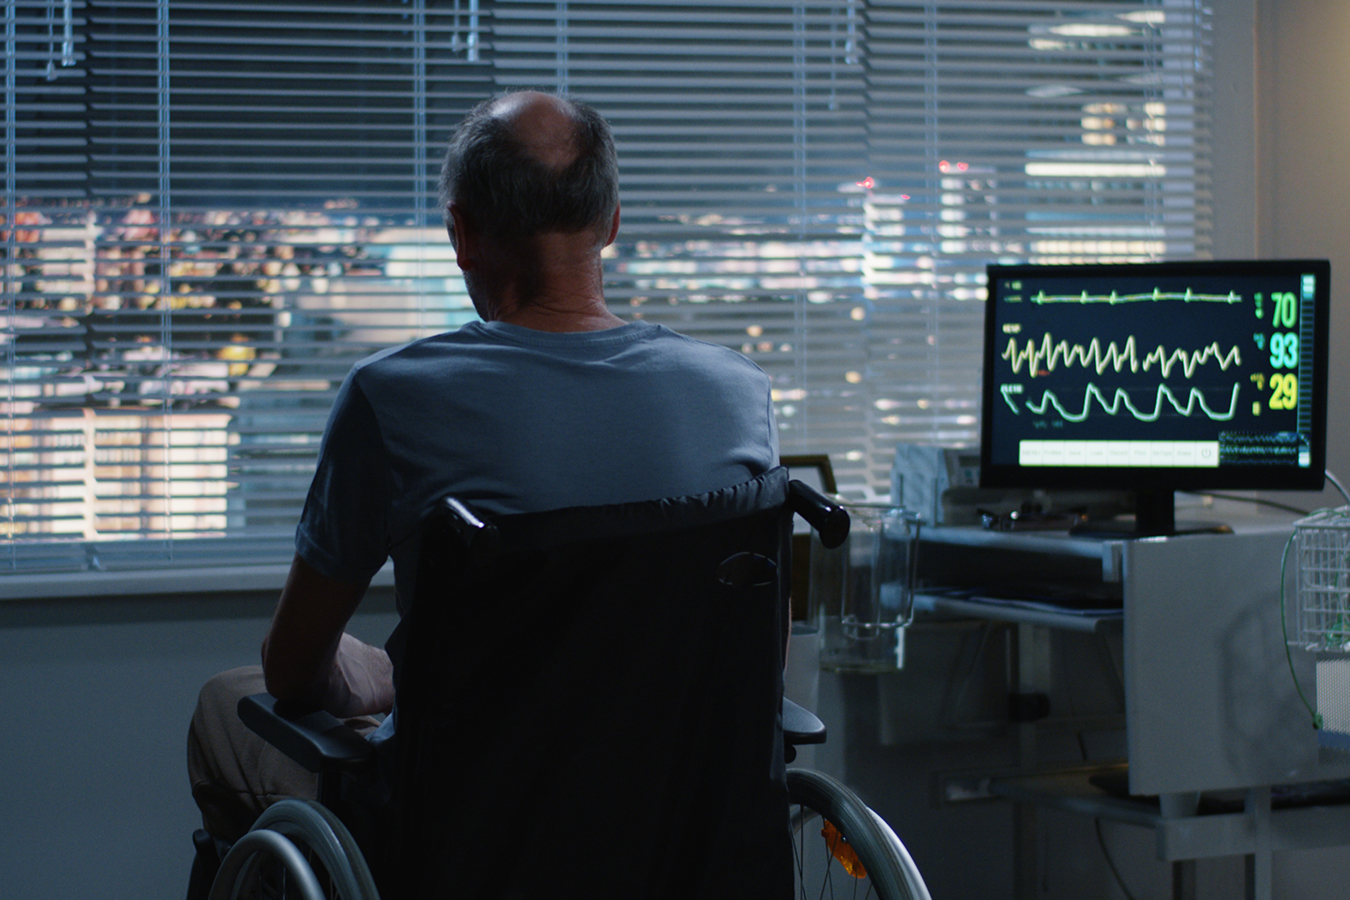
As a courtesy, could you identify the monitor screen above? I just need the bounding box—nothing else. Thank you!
[979,259,1330,536]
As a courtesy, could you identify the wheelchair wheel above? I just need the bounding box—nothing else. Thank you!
[208,800,380,900]
[787,769,931,900]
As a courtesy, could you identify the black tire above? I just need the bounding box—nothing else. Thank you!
[787,769,930,900]
[208,800,380,900]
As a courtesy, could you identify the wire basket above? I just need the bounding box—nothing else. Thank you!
[1293,507,1350,753]
[1294,507,1350,653]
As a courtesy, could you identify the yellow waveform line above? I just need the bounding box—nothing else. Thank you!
[1030,288,1242,304]
[1019,382,1242,423]
[1003,334,1243,379]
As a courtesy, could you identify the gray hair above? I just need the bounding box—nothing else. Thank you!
[438,93,619,249]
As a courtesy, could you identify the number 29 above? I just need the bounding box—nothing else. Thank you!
[1269,373,1298,410]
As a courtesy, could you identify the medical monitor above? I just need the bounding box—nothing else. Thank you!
[980,259,1330,536]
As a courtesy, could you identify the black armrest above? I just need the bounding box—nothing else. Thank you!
[782,696,827,746]
[238,693,377,775]
[787,480,849,549]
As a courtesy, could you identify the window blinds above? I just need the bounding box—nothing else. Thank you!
[3,0,1211,574]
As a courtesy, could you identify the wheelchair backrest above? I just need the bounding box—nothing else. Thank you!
[384,466,796,900]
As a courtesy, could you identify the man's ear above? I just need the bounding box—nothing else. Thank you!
[604,203,621,248]
[448,203,476,269]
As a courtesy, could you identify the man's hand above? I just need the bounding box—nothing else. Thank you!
[328,632,395,718]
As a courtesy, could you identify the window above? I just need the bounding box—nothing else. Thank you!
[3,0,1211,575]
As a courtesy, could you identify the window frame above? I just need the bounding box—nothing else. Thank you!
[3,0,1214,582]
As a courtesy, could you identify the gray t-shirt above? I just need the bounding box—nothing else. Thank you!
[296,319,779,607]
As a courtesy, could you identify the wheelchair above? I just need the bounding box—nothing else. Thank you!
[195,469,931,900]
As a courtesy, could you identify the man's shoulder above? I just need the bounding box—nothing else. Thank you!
[349,322,495,373]
[637,323,769,376]
[346,319,765,387]
[620,320,746,354]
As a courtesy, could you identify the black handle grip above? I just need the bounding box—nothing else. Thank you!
[787,480,850,549]
[438,496,501,564]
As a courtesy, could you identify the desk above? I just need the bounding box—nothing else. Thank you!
[917,508,1350,900]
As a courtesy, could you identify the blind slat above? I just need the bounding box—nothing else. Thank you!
[4,0,1212,572]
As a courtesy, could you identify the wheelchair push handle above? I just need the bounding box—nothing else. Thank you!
[787,480,849,549]
[438,495,502,564]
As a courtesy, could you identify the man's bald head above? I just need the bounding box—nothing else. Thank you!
[486,91,585,170]
[439,91,619,250]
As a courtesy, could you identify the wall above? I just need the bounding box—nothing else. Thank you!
[0,587,397,900]
[1256,0,1350,501]
[1250,0,1350,893]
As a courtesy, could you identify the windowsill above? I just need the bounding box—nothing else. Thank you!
[1,562,396,602]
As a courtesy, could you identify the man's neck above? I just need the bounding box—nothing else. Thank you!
[487,258,625,332]
[496,300,626,333]
[472,227,626,332]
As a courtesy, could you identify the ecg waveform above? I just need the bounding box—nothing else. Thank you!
[1219,432,1308,465]
[1006,382,1241,423]
[1002,334,1243,379]
[1026,288,1242,305]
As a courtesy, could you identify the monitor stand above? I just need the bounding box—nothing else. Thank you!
[1068,489,1233,539]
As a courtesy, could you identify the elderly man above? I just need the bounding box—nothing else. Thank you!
[187,90,779,853]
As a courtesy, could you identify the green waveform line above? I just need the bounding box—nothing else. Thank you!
[1029,288,1242,304]
[1015,381,1242,422]
[1003,334,1243,379]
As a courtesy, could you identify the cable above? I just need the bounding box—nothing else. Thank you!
[1078,662,1136,900]
[1326,470,1350,507]
[1184,469,1350,517]
[1094,819,1140,900]
[1279,531,1323,729]
[1189,491,1312,516]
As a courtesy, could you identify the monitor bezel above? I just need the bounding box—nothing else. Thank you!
[978,258,1331,495]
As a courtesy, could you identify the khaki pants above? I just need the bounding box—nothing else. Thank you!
[186,666,380,842]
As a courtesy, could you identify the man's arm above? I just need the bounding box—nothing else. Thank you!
[260,553,394,718]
